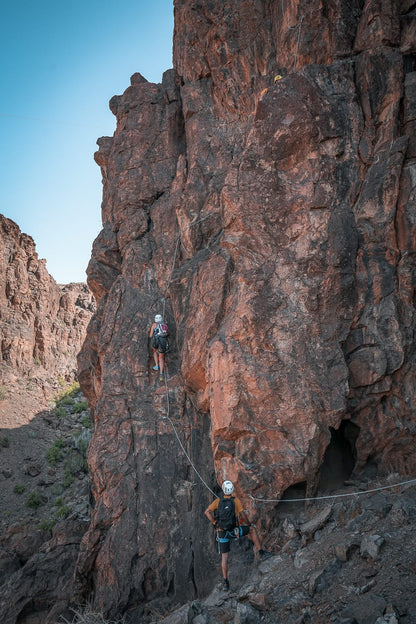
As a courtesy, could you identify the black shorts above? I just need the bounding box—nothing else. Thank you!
[217,525,250,553]
[152,335,169,354]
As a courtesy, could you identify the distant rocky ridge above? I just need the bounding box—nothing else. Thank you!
[0,214,95,401]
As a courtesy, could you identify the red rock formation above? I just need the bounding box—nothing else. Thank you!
[76,0,416,617]
[0,214,95,393]
[0,215,95,624]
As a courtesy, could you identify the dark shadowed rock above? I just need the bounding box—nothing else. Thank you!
[0,521,88,624]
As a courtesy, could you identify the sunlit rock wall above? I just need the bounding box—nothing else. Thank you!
[77,0,416,616]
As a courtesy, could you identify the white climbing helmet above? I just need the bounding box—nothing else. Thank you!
[155,314,163,323]
[222,480,234,495]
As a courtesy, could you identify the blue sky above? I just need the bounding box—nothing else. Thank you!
[1,1,174,284]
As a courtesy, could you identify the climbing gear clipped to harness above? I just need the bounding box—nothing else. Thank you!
[151,317,169,353]
[216,525,242,556]
[216,496,236,531]
[156,322,168,337]
[155,335,169,354]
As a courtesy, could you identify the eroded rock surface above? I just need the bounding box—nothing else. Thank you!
[0,214,95,406]
[0,216,95,623]
[76,0,416,618]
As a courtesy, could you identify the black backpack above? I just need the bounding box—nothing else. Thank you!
[216,496,236,530]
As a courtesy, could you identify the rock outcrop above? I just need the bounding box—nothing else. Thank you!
[0,216,95,624]
[0,520,88,624]
[76,0,416,618]
[0,214,95,399]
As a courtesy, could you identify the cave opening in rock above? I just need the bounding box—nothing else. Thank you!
[317,420,360,492]
[267,481,308,528]
[280,480,307,503]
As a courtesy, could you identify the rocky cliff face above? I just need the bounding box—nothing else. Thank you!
[0,215,95,624]
[76,0,416,618]
[0,214,95,397]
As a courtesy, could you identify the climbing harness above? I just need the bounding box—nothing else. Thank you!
[249,477,416,504]
[216,527,241,554]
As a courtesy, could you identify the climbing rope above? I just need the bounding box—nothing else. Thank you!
[155,213,220,498]
[293,16,304,73]
[249,477,416,504]
[281,0,304,72]
[161,371,216,497]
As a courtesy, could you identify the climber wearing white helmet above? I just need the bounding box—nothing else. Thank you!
[204,480,272,591]
[149,313,169,382]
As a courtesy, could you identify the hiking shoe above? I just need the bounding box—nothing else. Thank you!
[222,578,230,591]
[259,549,272,560]
[159,374,164,382]
[152,365,159,371]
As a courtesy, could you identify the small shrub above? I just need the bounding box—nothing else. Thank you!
[72,400,89,414]
[13,484,25,495]
[51,483,64,496]
[54,406,66,418]
[54,497,64,507]
[55,505,70,519]
[26,492,44,509]
[65,452,88,476]
[37,519,55,532]
[55,381,80,402]
[33,356,41,366]
[73,429,91,454]
[81,415,92,429]
[0,385,7,400]
[46,445,62,466]
[58,396,75,407]
[54,438,66,448]
[81,415,93,429]
[70,381,81,393]
[63,471,74,488]
[0,435,10,448]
